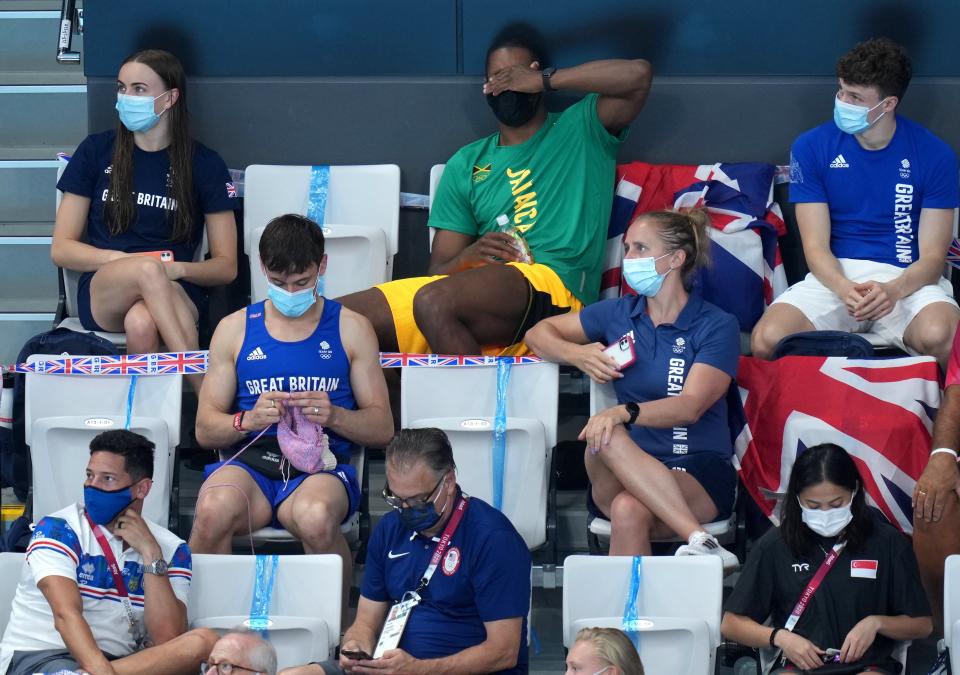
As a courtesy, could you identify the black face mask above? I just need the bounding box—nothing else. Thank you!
[486,90,542,128]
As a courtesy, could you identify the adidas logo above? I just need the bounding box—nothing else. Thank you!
[829,154,849,169]
[246,346,267,361]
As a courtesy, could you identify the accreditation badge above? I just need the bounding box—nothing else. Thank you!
[373,591,420,658]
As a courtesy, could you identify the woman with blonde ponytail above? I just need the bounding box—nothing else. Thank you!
[566,627,644,675]
[52,49,237,372]
[526,208,741,567]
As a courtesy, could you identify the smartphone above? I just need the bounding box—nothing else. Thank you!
[341,649,373,661]
[602,334,637,370]
[822,648,841,663]
[132,250,174,263]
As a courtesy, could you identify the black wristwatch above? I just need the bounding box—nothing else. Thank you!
[624,402,640,426]
[541,66,557,92]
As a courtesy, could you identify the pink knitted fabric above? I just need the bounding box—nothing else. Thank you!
[277,405,336,473]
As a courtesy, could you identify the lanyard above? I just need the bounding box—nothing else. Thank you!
[413,496,468,596]
[84,512,138,631]
[784,541,846,632]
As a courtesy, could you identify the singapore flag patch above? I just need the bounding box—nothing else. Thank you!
[850,560,878,579]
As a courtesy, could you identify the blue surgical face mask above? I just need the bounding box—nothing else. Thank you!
[398,479,449,533]
[84,484,136,525]
[833,96,888,135]
[622,252,673,297]
[267,274,323,318]
[115,91,169,133]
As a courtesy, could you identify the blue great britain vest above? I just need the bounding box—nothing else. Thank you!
[233,299,357,466]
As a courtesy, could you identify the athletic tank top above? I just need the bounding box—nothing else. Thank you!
[232,299,357,474]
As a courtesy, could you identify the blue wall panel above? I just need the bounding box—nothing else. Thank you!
[462,0,960,76]
[84,1,960,78]
[84,0,458,77]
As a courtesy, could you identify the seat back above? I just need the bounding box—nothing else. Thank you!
[946,555,960,673]
[590,378,619,417]
[427,163,445,251]
[189,554,342,670]
[25,358,181,525]
[563,555,722,674]
[400,362,558,548]
[0,553,25,638]
[244,164,400,302]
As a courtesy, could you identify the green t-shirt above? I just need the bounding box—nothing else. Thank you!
[428,93,624,305]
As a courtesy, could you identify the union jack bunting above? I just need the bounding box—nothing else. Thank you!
[5,351,543,375]
[733,355,940,534]
[10,351,208,376]
[378,353,543,368]
[602,162,788,331]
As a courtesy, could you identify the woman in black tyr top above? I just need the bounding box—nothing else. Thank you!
[722,443,931,674]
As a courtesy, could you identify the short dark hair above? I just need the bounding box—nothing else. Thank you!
[259,213,326,274]
[780,443,873,556]
[836,37,912,102]
[386,428,456,477]
[485,22,549,75]
[89,429,154,480]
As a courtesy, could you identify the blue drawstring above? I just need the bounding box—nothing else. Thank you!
[621,555,643,649]
[492,359,512,511]
[123,375,137,429]
[247,554,279,636]
[308,165,330,225]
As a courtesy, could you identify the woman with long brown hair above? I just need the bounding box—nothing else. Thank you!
[52,49,237,365]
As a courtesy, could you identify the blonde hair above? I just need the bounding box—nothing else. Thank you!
[632,208,711,286]
[574,627,644,675]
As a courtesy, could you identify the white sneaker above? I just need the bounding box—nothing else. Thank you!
[675,530,739,574]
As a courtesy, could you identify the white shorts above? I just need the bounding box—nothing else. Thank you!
[771,258,958,350]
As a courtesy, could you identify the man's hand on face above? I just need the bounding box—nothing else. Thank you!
[483,63,543,96]
[114,508,161,561]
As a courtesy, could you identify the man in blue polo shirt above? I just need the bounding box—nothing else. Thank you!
[752,38,960,366]
[283,428,531,675]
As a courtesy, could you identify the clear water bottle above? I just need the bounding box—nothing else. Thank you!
[496,214,533,264]
[733,655,759,675]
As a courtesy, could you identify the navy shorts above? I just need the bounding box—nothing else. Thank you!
[8,648,119,675]
[77,271,206,332]
[588,452,737,522]
[202,459,360,530]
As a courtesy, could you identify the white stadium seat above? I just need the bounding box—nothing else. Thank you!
[427,163,444,250]
[586,378,737,550]
[400,361,558,550]
[232,448,366,550]
[189,554,341,670]
[563,554,722,675]
[244,164,400,302]
[945,555,960,673]
[25,356,182,526]
[0,553,24,638]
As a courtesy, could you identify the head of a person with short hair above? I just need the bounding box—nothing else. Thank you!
[203,630,277,675]
[622,208,712,296]
[565,627,644,675]
[383,428,459,536]
[83,429,154,526]
[259,213,328,318]
[484,22,550,128]
[780,442,873,555]
[834,37,911,134]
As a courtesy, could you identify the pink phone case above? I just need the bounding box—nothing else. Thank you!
[603,335,637,370]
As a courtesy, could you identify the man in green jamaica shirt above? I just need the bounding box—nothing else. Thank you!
[339,23,652,356]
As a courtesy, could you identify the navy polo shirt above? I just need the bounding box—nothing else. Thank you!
[57,129,236,263]
[579,291,740,460]
[361,493,531,674]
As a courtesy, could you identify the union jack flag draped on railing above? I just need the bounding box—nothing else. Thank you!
[733,355,940,534]
[602,162,788,331]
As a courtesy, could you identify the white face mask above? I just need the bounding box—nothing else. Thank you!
[798,489,856,537]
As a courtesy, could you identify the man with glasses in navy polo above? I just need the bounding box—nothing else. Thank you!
[281,428,531,675]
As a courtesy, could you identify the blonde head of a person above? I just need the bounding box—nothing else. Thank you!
[622,208,712,297]
[565,627,644,675]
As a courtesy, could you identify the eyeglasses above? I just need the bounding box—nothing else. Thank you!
[382,473,446,510]
[200,662,261,674]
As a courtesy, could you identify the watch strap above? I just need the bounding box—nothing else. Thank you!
[541,66,557,92]
[625,402,640,426]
